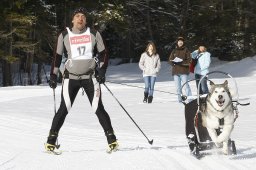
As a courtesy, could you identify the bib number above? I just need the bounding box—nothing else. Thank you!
[77,46,86,56]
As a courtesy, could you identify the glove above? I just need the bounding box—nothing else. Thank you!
[95,67,106,84]
[49,74,57,89]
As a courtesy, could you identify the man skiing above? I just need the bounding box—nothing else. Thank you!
[45,7,118,153]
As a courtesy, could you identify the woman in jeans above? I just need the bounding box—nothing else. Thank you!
[169,37,192,103]
[191,45,211,94]
[139,42,161,103]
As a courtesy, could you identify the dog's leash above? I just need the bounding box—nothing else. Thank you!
[232,101,250,122]
[233,101,250,106]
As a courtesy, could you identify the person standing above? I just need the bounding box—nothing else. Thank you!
[45,7,118,153]
[139,42,161,103]
[168,37,192,103]
[191,45,211,94]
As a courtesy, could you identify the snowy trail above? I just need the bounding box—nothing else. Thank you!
[0,58,256,169]
[0,84,255,170]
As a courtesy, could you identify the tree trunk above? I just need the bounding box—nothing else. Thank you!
[179,0,190,36]
[2,60,12,86]
[243,18,250,54]
[4,18,14,87]
[25,53,34,85]
[146,0,153,41]
[37,62,42,85]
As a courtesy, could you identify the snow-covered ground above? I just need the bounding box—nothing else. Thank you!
[0,56,256,170]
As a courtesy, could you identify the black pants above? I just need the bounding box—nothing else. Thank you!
[185,99,211,143]
[49,78,114,141]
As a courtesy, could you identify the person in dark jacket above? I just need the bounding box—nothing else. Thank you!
[169,37,192,103]
[45,7,118,153]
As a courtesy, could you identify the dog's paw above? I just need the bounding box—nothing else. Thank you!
[215,142,222,148]
[222,148,229,155]
[222,141,230,155]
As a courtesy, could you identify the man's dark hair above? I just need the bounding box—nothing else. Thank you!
[72,7,87,19]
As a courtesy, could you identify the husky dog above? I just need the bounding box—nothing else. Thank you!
[201,80,234,154]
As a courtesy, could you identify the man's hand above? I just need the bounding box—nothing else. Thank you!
[49,74,57,89]
[95,68,106,84]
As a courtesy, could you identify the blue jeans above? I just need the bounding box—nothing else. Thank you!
[143,76,156,96]
[195,74,209,94]
[174,74,192,102]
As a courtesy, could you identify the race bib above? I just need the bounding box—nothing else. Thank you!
[67,27,93,60]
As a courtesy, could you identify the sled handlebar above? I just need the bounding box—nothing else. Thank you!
[233,101,250,106]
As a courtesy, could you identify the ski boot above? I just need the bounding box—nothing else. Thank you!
[107,141,119,153]
[143,92,148,103]
[45,130,62,155]
[105,130,119,153]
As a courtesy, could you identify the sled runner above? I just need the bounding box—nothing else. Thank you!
[181,71,250,158]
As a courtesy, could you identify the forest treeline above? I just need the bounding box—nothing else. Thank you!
[0,0,256,86]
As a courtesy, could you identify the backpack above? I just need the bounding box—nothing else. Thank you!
[189,53,203,73]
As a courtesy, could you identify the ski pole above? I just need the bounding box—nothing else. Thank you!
[53,88,57,114]
[43,64,56,114]
[103,83,153,145]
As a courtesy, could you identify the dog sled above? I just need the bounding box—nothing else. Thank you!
[181,71,250,158]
